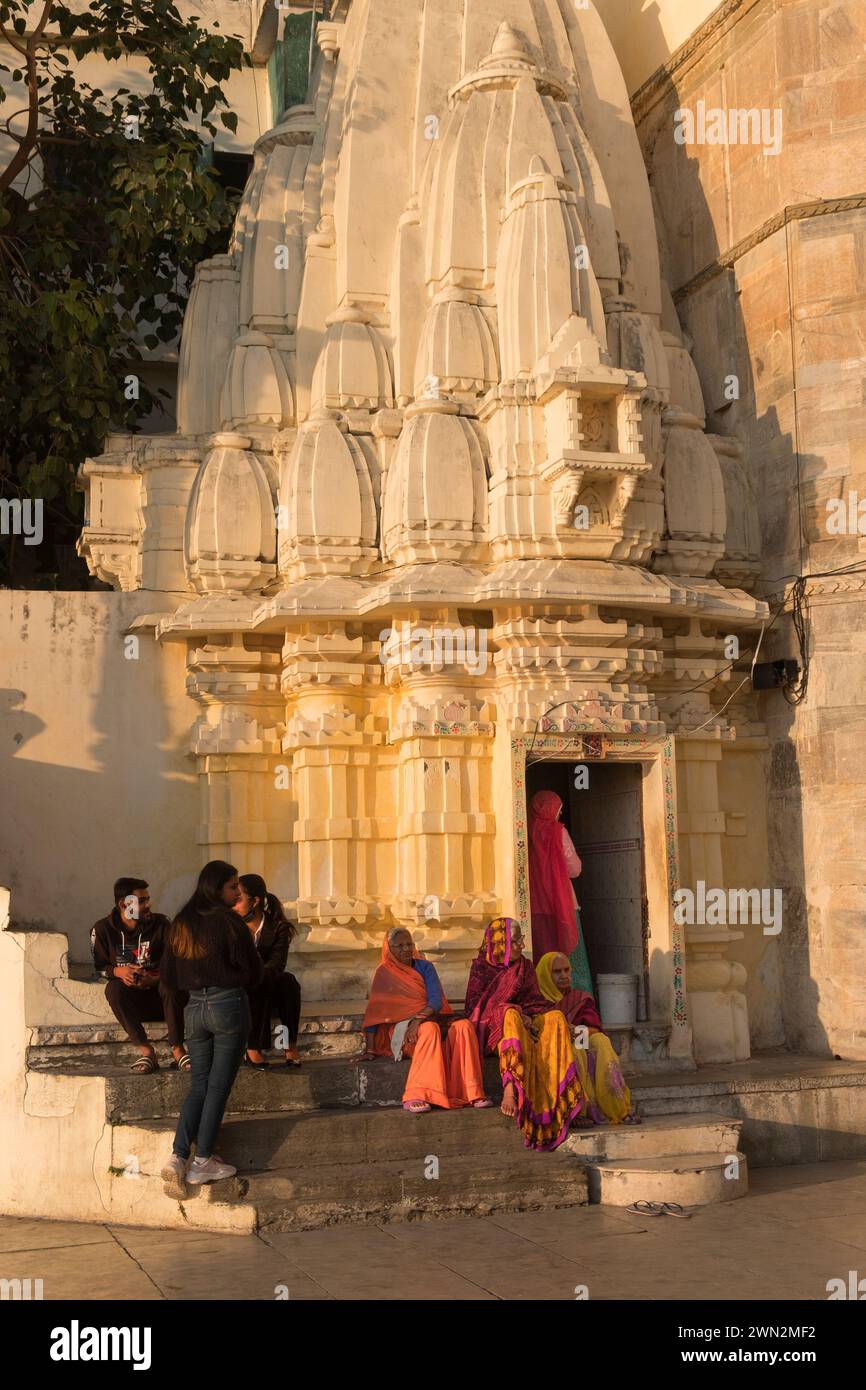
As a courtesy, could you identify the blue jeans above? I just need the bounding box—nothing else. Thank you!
[173,987,249,1161]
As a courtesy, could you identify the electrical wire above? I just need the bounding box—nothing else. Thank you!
[523,558,866,759]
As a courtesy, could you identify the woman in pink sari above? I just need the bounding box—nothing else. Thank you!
[528,789,594,996]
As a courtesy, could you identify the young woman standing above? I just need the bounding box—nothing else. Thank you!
[160,861,263,1198]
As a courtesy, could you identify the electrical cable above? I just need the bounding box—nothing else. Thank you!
[524,557,866,761]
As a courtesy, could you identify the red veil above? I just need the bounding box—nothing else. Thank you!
[527,790,579,961]
[465,918,551,1054]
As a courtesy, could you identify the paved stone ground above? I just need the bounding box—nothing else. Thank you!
[3,1160,866,1301]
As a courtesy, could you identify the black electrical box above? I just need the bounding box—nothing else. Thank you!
[752,659,799,691]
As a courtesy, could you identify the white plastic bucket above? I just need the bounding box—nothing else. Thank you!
[597,973,638,1029]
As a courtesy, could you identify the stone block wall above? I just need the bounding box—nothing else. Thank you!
[632,0,866,1055]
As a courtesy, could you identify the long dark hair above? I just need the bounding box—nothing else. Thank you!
[171,860,239,959]
[239,873,296,944]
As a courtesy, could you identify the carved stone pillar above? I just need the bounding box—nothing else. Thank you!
[381,612,498,994]
[186,634,287,881]
[280,622,390,998]
[686,927,750,1063]
[655,623,751,1062]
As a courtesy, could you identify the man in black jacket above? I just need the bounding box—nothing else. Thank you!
[90,877,188,1073]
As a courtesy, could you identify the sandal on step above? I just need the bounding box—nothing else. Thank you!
[403,1100,431,1114]
[130,1055,159,1074]
[626,1200,663,1217]
[471,1098,494,1108]
[170,1053,191,1071]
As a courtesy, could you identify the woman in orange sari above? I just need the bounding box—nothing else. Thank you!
[465,917,588,1151]
[362,927,492,1114]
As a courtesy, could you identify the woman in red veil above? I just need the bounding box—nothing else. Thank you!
[527,789,594,996]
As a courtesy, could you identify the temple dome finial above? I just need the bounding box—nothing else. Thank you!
[491,21,531,63]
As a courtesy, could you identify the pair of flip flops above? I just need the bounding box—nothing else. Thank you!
[626,1200,691,1218]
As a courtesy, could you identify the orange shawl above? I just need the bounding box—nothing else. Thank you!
[362,934,452,1028]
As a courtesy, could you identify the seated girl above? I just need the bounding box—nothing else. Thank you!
[362,927,492,1114]
[235,874,302,1069]
[536,951,640,1125]
[465,917,588,1151]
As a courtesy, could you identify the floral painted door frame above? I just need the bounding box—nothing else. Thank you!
[511,731,690,1054]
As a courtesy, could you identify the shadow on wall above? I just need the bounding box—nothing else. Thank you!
[638,51,837,1057]
[1,592,199,960]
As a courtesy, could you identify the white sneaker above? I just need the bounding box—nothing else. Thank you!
[186,1155,237,1185]
[161,1153,188,1200]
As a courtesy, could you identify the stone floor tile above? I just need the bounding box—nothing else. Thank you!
[377,1219,600,1298]
[490,1205,651,1243]
[111,1227,326,1301]
[0,1216,114,1253]
[793,1213,866,1252]
[1,1237,162,1301]
[262,1224,496,1299]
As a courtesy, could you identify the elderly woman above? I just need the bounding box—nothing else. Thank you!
[537,951,640,1125]
[362,927,492,1114]
[465,917,588,1151]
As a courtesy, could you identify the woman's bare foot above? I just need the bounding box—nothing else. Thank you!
[501,1081,518,1118]
[246,1049,265,1064]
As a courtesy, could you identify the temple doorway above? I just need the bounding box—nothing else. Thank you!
[525,757,649,1020]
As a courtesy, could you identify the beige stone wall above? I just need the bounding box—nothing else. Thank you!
[595,0,723,95]
[634,0,866,1055]
[0,592,199,960]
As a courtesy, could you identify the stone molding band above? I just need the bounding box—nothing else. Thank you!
[672,196,866,306]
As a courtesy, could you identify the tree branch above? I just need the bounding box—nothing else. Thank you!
[0,0,54,196]
[0,18,28,56]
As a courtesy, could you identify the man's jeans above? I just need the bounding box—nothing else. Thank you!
[173,987,250,1161]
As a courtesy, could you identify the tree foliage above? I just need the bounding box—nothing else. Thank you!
[0,0,246,584]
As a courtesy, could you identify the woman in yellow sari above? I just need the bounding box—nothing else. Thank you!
[536,951,640,1125]
[465,918,589,1151]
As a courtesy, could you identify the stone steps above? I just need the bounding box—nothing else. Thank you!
[107,1099,589,1232]
[35,1056,506,1121]
[562,1112,748,1211]
[27,1012,364,1066]
[245,1152,589,1231]
[117,1103,515,1172]
[102,1092,745,1230]
[587,1151,749,1207]
[560,1110,742,1161]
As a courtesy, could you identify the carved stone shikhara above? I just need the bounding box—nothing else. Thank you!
[76,4,767,1059]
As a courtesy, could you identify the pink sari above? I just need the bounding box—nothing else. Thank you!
[465,917,551,1054]
[528,790,579,961]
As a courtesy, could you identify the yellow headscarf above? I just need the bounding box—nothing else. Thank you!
[536,951,569,1003]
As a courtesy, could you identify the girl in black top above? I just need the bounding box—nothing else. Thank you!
[236,874,302,1069]
[160,861,263,1198]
